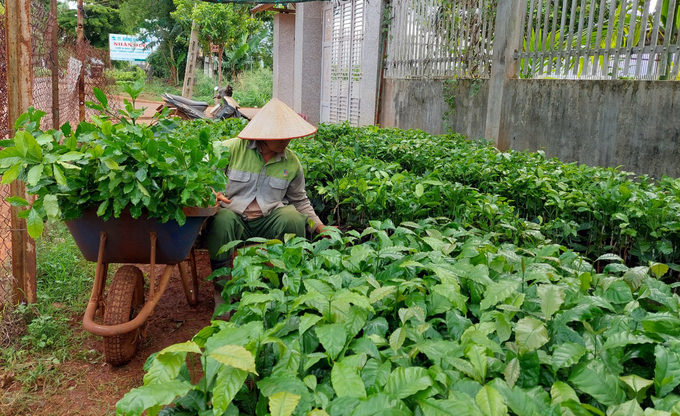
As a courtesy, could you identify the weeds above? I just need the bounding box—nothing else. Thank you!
[0,221,97,409]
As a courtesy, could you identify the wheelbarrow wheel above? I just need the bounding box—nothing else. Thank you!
[103,265,144,366]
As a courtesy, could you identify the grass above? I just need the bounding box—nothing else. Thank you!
[0,221,99,412]
[112,67,273,108]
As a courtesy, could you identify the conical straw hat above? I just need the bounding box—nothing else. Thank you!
[237,98,317,140]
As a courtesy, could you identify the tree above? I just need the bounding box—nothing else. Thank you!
[119,0,187,84]
[57,0,128,49]
[173,0,264,87]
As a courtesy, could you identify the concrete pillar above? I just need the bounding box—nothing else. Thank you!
[484,0,523,150]
[294,2,324,124]
[359,0,384,126]
[273,13,295,106]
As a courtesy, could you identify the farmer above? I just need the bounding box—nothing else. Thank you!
[206,98,327,308]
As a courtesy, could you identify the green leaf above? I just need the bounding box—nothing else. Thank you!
[115,380,193,415]
[26,164,44,186]
[515,317,549,355]
[418,399,462,416]
[143,352,187,386]
[104,159,119,170]
[213,366,248,416]
[93,87,109,107]
[415,183,424,198]
[97,200,110,217]
[13,130,28,156]
[26,208,44,238]
[389,327,406,352]
[158,341,202,355]
[551,342,587,371]
[650,262,670,278]
[608,399,644,416]
[604,280,634,304]
[316,323,347,360]
[622,266,648,291]
[475,385,507,416]
[597,253,624,263]
[217,240,243,256]
[619,375,654,400]
[569,359,626,406]
[655,345,680,397]
[6,196,29,206]
[43,194,59,220]
[384,367,433,400]
[550,381,579,404]
[369,286,397,304]
[504,358,520,389]
[299,313,323,335]
[537,284,566,320]
[331,361,366,398]
[53,164,66,186]
[24,132,42,162]
[268,391,301,416]
[466,345,488,382]
[479,279,520,311]
[642,313,680,337]
[303,375,317,392]
[209,345,258,374]
[1,164,22,184]
[601,332,654,351]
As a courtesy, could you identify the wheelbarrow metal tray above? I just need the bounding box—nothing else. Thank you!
[65,207,217,264]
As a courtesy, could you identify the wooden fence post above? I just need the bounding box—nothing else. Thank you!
[484,0,523,151]
[6,0,37,304]
[77,0,85,121]
[50,0,59,128]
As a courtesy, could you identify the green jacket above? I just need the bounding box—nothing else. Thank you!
[221,138,322,229]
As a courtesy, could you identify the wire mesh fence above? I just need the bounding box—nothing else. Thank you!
[0,7,15,309]
[0,1,118,309]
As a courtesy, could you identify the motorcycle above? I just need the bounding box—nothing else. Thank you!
[158,85,251,121]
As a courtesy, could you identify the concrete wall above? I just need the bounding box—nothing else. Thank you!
[502,80,680,179]
[380,78,488,140]
[379,78,680,179]
[273,14,296,106]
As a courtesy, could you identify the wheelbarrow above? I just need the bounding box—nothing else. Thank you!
[65,206,218,366]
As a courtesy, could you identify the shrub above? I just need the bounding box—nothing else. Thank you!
[232,67,273,108]
[106,66,146,84]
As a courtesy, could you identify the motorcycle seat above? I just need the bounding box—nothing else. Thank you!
[164,94,209,111]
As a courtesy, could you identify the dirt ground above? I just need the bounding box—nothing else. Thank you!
[1,250,217,416]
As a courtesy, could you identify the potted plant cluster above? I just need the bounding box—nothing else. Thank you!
[0,84,230,365]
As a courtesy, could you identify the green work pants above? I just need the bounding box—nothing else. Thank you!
[206,205,309,270]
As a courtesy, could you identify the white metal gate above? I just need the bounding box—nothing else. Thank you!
[321,0,365,126]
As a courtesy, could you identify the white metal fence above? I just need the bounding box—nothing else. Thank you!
[328,0,364,125]
[384,0,680,80]
[384,0,497,79]
[516,0,680,79]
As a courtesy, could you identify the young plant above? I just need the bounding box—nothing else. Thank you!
[0,88,230,238]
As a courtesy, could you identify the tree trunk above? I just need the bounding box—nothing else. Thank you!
[218,45,224,88]
[169,44,178,86]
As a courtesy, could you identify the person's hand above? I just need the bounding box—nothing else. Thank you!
[214,191,231,205]
[315,224,336,238]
